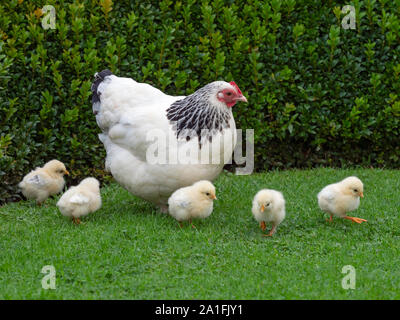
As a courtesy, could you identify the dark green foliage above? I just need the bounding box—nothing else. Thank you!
[0,0,399,203]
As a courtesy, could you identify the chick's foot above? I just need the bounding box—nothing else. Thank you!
[263,226,276,237]
[344,216,367,224]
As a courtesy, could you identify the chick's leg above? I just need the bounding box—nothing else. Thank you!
[326,214,333,223]
[36,194,48,206]
[344,216,367,224]
[260,221,266,231]
[189,219,196,229]
[263,225,277,237]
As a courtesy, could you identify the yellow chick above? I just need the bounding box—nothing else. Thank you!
[57,177,101,225]
[18,160,69,205]
[318,176,366,224]
[168,180,217,228]
[252,189,286,236]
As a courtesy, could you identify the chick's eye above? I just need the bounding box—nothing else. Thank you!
[206,192,210,196]
[354,189,358,192]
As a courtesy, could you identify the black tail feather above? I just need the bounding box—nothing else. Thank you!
[91,69,113,104]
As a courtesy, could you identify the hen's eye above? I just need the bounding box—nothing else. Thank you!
[226,92,232,96]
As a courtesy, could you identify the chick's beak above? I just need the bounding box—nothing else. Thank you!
[260,205,265,212]
[360,192,364,198]
[65,170,70,175]
[212,194,217,200]
[235,95,248,103]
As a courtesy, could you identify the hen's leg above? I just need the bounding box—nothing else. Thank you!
[158,205,168,214]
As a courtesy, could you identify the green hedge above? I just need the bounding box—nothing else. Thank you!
[1,0,399,203]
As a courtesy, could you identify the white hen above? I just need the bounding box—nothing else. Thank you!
[91,70,247,212]
[168,180,216,228]
[57,177,101,224]
[317,176,366,224]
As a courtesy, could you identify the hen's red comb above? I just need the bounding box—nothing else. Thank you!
[229,81,242,95]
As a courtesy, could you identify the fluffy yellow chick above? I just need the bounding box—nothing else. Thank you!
[252,189,286,236]
[168,180,217,228]
[57,177,101,224]
[18,159,69,205]
[318,176,366,224]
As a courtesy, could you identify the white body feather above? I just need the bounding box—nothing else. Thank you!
[19,168,65,203]
[252,189,286,226]
[57,178,101,219]
[168,184,214,222]
[95,75,237,207]
[318,182,360,217]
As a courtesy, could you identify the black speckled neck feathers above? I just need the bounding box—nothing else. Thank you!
[166,83,232,147]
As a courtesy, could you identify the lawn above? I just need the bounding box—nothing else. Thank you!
[0,168,399,299]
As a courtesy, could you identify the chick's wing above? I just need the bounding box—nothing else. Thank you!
[69,193,90,204]
[27,174,49,188]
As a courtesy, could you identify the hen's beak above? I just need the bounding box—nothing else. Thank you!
[360,192,364,198]
[260,205,265,212]
[235,95,248,103]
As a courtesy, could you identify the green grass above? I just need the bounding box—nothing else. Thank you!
[0,168,399,299]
